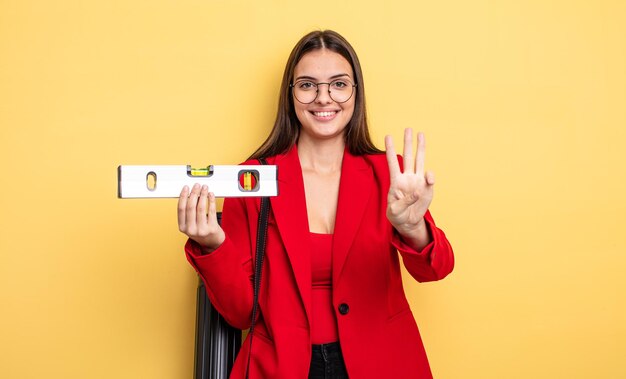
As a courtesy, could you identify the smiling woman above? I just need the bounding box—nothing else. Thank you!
[177,30,454,379]
[291,49,356,143]
[249,30,379,159]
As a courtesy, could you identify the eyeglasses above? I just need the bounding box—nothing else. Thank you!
[289,79,357,104]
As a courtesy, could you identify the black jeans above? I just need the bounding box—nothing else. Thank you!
[308,342,349,379]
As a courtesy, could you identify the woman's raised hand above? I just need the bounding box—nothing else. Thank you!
[178,184,225,253]
[385,129,435,248]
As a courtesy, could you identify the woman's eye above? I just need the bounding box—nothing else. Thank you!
[298,81,315,90]
[332,81,348,89]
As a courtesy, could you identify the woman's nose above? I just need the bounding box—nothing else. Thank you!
[315,84,333,104]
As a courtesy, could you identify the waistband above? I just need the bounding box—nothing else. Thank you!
[311,341,341,353]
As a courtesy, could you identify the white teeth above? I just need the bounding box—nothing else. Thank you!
[313,111,336,117]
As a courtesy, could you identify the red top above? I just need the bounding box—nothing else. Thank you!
[310,232,339,344]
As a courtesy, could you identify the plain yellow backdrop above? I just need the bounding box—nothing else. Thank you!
[1,1,625,378]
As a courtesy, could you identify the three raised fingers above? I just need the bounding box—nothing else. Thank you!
[386,129,427,176]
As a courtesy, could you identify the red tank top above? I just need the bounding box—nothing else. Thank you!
[310,232,339,344]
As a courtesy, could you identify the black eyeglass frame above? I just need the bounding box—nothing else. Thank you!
[289,79,358,104]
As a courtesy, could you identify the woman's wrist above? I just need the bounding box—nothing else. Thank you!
[192,234,225,255]
[394,218,432,251]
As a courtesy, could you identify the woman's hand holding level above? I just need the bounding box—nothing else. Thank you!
[178,184,225,253]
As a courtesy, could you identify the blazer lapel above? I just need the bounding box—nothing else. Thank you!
[332,150,373,286]
[269,146,312,326]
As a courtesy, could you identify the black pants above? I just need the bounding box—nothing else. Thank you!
[308,342,349,379]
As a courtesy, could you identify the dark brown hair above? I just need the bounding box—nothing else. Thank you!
[249,30,382,159]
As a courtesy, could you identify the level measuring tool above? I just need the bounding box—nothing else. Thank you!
[118,165,278,198]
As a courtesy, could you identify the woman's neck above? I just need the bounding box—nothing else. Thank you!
[297,135,345,173]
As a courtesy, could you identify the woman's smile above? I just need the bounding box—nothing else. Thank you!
[310,109,340,120]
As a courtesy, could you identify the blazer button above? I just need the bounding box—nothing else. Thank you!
[338,303,349,315]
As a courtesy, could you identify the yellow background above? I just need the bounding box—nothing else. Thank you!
[1,1,625,378]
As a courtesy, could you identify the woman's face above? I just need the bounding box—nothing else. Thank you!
[292,49,356,143]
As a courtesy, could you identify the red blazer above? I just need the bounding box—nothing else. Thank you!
[185,146,454,378]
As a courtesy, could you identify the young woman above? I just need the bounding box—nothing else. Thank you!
[178,30,454,379]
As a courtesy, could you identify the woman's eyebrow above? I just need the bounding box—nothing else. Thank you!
[294,75,316,81]
[294,73,352,81]
[329,73,351,80]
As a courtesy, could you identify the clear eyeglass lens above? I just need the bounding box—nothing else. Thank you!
[292,79,355,104]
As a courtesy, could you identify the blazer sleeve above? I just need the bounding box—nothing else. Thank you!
[391,209,454,282]
[184,196,254,330]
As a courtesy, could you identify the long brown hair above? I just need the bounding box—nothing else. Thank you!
[249,30,382,159]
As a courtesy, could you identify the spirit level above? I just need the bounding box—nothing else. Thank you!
[118,165,278,198]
